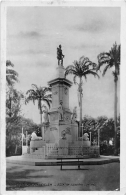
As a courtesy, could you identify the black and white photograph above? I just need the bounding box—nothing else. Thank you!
[1,0,126,193]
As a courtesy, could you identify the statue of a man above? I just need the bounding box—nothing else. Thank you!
[43,106,49,123]
[71,106,77,123]
[57,45,65,66]
[58,100,64,120]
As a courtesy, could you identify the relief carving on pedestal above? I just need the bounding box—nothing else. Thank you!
[66,127,71,135]
[52,86,58,95]
[53,91,58,95]
[61,128,71,138]
[61,130,66,139]
[50,113,58,121]
[64,113,71,122]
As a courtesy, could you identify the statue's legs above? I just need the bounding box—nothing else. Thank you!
[61,59,63,66]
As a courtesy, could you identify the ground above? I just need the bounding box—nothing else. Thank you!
[6,162,120,191]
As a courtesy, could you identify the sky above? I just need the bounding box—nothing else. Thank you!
[7,6,120,124]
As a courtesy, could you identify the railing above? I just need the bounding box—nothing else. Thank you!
[46,143,58,156]
[45,144,100,157]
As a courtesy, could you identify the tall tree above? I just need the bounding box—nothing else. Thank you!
[6,60,18,86]
[65,56,99,137]
[6,87,24,118]
[25,84,52,138]
[97,42,120,155]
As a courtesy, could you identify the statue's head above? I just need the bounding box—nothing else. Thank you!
[59,44,61,48]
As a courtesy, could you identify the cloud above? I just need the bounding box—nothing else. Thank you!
[67,8,120,35]
[74,20,104,33]
[9,31,45,39]
[18,31,45,38]
[71,43,100,50]
[7,48,50,56]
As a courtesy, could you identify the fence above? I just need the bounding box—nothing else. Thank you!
[45,144,100,158]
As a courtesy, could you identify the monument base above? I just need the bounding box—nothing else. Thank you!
[22,138,99,159]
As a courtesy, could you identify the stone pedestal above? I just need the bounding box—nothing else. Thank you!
[48,65,73,144]
[30,140,46,149]
[71,123,78,141]
[58,139,68,155]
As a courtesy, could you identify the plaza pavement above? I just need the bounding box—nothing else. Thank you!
[6,155,119,166]
[6,160,120,191]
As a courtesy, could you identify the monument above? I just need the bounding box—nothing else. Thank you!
[22,45,99,159]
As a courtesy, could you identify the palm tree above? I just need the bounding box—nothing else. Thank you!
[97,42,120,155]
[65,56,99,137]
[25,84,52,138]
[6,60,18,86]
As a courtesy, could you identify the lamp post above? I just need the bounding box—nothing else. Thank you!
[82,124,83,146]
[22,127,23,154]
[26,131,27,146]
[89,132,91,145]
[81,124,83,156]
[98,128,100,147]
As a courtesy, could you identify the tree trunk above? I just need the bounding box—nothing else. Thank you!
[114,78,118,155]
[40,110,43,138]
[79,77,82,137]
[9,96,12,117]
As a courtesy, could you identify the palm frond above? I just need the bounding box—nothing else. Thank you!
[102,64,111,76]
[73,75,78,85]
[65,68,77,77]
[6,75,19,86]
[25,84,52,114]
[97,43,120,77]
[65,65,75,77]
[83,70,100,79]
[43,98,52,108]
[43,94,52,100]
[6,60,14,67]
[25,96,37,105]
[6,69,18,76]
[6,61,18,86]
[42,87,52,95]
[6,77,14,86]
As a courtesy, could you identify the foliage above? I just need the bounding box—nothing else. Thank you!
[97,42,120,155]
[81,115,120,153]
[6,86,24,118]
[65,56,99,82]
[97,42,120,81]
[25,84,52,135]
[6,116,39,156]
[6,60,18,86]
[25,84,52,114]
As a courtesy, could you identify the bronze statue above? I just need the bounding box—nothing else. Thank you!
[57,45,65,66]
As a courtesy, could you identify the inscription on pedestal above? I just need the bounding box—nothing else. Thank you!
[50,127,58,131]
